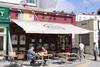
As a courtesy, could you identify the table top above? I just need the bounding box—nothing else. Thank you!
[57,52,77,56]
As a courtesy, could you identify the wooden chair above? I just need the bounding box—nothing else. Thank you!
[0,51,4,56]
[8,52,23,67]
[8,52,17,62]
[0,51,5,61]
[17,53,25,60]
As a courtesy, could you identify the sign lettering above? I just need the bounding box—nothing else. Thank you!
[0,11,4,16]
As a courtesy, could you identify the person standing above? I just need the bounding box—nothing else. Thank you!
[79,42,85,59]
[93,42,99,61]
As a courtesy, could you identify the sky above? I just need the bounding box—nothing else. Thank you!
[55,0,100,14]
[0,0,100,14]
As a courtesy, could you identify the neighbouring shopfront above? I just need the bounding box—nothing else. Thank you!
[75,19,98,54]
[0,7,10,57]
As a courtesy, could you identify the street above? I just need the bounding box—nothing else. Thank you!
[0,54,100,67]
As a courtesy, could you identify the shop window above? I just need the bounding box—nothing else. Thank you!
[18,13,23,20]
[20,35,26,45]
[26,0,37,6]
[43,43,49,50]
[36,44,42,51]
[31,39,35,42]
[27,0,35,3]
[50,43,55,51]
[11,35,18,45]
[0,28,4,32]
[79,34,90,46]
[43,37,48,43]
[39,38,42,43]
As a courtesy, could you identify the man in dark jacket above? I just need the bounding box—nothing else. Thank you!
[27,46,37,65]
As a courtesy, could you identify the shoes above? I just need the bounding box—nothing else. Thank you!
[93,59,97,61]
[30,63,34,66]
[43,63,47,66]
[30,62,35,66]
[84,55,85,58]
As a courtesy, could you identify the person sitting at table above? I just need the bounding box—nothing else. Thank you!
[38,47,48,65]
[27,45,37,65]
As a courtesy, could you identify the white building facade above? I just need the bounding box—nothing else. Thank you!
[75,19,100,54]
[76,14,100,22]
[0,0,57,11]
[39,0,57,9]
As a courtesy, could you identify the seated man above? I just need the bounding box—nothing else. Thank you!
[27,46,37,65]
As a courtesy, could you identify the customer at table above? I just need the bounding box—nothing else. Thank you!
[27,45,37,65]
[38,47,48,65]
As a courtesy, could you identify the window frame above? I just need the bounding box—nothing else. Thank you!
[79,34,90,46]
[26,0,37,6]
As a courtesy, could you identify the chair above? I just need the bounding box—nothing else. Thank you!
[0,51,5,61]
[9,52,17,58]
[8,52,23,67]
[17,52,25,60]
[8,52,17,61]
[67,48,80,61]
[0,51,4,56]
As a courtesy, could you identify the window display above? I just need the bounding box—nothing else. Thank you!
[39,38,42,43]
[50,43,55,50]
[79,34,90,46]
[43,43,49,50]
[12,35,18,45]
[20,35,26,45]
[31,39,35,42]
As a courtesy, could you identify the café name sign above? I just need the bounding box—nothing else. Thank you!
[43,24,66,30]
[0,7,9,17]
[0,7,10,22]
[0,9,4,16]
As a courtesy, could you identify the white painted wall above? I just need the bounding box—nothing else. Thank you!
[0,0,22,4]
[39,0,57,9]
[76,14,100,22]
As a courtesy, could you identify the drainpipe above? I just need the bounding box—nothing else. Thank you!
[98,20,100,56]
[6,26,9,60]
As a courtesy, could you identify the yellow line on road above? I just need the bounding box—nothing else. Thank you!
[75,60,91,67]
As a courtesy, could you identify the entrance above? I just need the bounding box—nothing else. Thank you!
[0,28,6,52]
[0,36,4,51]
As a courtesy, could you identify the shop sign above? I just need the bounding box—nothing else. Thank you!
[43,24,66,30]
[0,7,10,22]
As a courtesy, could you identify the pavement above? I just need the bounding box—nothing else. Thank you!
[0,54,98,67]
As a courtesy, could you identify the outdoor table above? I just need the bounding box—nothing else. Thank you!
[37,52,53,66]
[57,52,78,62]
[37,52,45,66]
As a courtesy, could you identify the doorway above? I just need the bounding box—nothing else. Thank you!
[0,36,3,51]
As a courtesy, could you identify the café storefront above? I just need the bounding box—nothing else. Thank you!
[10,19,90,60]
